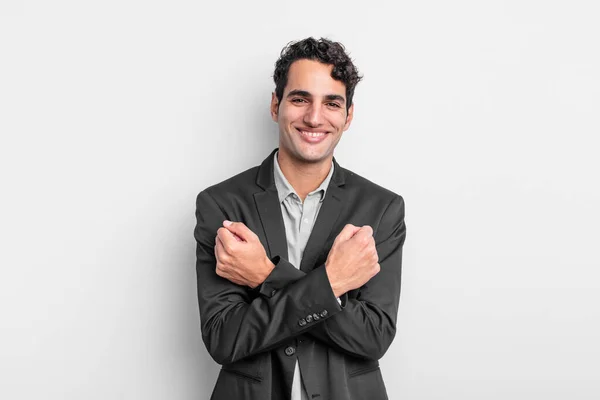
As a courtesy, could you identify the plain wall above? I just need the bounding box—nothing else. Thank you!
[1,0,599,398]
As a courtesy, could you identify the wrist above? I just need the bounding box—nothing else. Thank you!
[262,256,275,280]
[248,257,276,289]
[325,262,345,298]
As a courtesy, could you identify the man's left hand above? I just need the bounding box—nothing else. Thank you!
[214,220,274,288]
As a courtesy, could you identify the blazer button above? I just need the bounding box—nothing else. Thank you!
[298,318,307,327]
[306,315,313,323]
[312,313,320,321]
[284,346,296,356]
[320,310,328,318]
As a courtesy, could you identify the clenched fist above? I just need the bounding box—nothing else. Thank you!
[325,224,380,297]
[214,220,274,288]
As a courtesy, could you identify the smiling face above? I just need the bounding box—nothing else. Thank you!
[271,59,354,166]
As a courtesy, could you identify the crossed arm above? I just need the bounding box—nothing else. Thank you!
[195,190,406,364]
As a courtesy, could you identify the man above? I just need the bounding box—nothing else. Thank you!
[194,37,406,400]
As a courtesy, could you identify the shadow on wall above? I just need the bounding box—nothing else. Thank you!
[179,113,277,398]
[163,206,220,399]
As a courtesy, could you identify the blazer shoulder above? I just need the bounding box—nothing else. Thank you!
[341,167,406,243]
[196,165,260,204]
[341,166,404,205]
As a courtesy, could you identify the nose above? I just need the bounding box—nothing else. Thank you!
[303,102,323,127]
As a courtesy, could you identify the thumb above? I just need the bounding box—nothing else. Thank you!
[335,224,361,243]
[223,220,253,241]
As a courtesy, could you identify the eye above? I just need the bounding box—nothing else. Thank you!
[291,98,307,103]
[326,102,341,108]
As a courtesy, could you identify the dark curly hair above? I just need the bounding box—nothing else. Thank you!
[273,37,363,113]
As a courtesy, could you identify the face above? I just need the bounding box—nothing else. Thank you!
[271,59,354,165]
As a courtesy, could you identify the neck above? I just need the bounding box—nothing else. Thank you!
[277,149,332,202]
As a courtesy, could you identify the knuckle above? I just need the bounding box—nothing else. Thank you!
[228,241,238,252]
[371,249,378,261]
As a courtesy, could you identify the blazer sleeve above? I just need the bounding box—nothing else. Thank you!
[195,190,343,365]
[256,195,406,361]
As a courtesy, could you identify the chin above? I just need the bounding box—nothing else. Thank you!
[295,149,331,163]
[280,137,332,164]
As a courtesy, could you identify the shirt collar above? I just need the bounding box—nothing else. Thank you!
[273,150,335,204]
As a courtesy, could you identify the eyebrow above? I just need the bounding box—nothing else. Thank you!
[324,94,346,104]
[287,90,346,104]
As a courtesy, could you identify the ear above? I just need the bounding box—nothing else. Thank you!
[270,92,279,122]
[343,103,354,131]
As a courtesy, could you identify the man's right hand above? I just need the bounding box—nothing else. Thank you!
[324,224,380,298]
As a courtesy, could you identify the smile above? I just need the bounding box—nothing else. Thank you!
[299,130,327,137]
[298,130,328,143]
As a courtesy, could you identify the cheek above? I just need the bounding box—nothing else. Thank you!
[330,113,349,130]
[279,108,303,125]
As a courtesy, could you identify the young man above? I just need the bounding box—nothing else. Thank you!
[194,37,406,400]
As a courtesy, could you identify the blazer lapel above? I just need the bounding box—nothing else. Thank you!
[254,149,289,261]
[300,158,347,273]
[254,149,347,271]
[254,190,289,261]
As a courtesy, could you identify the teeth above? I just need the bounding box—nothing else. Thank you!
[301,131,326,137]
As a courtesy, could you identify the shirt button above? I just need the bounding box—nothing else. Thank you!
[320,310,328,318]
[298,318,307,327]
[304,218,309,224]
[306,315,313,323]
[285,346,296,356]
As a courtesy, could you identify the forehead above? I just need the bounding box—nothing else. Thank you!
[284,59,346,98]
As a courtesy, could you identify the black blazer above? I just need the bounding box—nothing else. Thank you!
[194,148,406,400]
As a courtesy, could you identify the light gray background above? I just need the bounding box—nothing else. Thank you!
[1,1,599,399]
